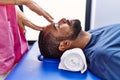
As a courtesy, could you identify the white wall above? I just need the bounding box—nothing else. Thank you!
[90,0,120,29]
[24,0,86,40]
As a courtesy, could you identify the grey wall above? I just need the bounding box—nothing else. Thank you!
[90,0,120,29]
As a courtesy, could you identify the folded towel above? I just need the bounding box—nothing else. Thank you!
[58,48,87,74]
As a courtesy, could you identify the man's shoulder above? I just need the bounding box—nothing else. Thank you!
[88,24,120,33]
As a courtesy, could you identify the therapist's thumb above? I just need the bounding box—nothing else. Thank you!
[23,19,44,31]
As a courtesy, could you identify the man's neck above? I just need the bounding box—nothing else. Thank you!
[72,30,91,49]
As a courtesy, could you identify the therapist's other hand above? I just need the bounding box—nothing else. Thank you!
[16,0,54,23]
[16,8,44,32]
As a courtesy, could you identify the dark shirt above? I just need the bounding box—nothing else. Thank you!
[84,24,120,80]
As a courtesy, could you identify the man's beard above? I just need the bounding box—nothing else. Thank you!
[72,19,82,38]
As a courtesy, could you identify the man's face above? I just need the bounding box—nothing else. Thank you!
[43,18,81,39]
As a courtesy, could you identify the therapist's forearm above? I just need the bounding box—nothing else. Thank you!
[0,0,28,5]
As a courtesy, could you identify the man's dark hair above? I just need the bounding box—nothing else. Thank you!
[38,30,63,58]
[38,20,82,58]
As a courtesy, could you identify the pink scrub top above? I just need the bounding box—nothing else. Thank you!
[0,5,28,74]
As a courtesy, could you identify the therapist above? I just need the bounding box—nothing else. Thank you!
[0,0,53,75]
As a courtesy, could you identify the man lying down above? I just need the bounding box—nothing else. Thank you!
[38,18,120,80]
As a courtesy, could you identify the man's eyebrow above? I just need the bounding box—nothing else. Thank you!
[67,20,71,26]
[53,23,57,30]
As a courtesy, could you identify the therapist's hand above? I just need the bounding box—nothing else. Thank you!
[16,8,44,32]
[0,0,54,23]
[16,0,54,23]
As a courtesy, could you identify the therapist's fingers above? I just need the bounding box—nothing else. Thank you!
[25,0,54,23]
[22,19,44,31]
[42,11,54,23]
[16,8,44,31]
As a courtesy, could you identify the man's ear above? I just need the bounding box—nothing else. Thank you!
[59,40,71,51]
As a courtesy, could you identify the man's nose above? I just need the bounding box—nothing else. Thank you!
[58,18,67,24]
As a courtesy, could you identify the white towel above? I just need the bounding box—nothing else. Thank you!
[58,48,87,74]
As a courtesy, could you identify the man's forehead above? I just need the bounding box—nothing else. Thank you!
[43,24,55,34]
